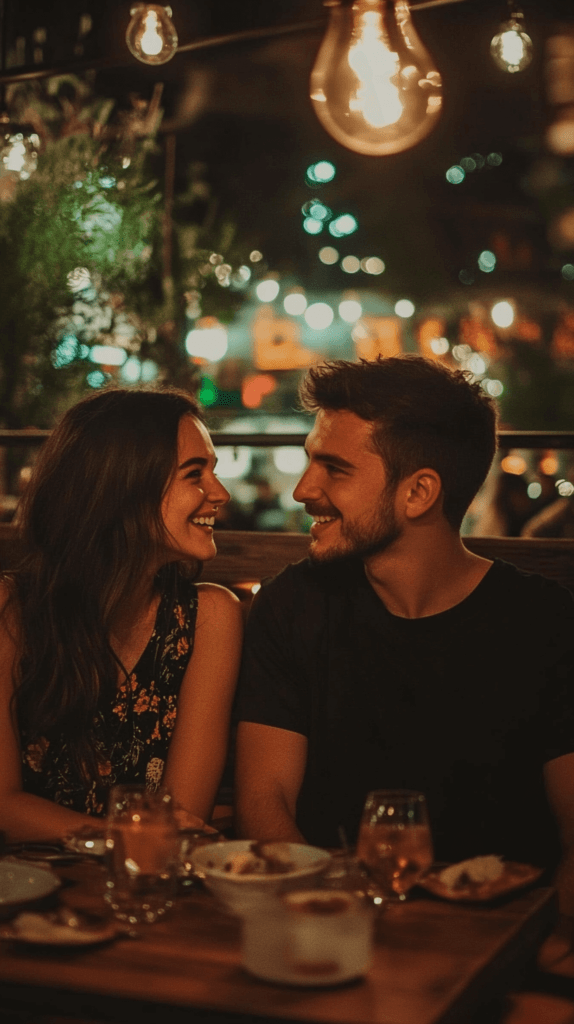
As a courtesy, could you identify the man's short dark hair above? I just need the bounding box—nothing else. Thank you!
[299,356,498,530]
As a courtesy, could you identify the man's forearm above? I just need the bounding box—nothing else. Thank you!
[235,789,306,844]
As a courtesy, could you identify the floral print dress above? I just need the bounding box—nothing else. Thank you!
[21,571,198,816]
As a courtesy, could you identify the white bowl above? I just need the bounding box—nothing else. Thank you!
[192,841,331,914]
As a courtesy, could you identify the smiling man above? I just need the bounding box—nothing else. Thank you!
[234,356,574,908]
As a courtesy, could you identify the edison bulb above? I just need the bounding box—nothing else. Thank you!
[126,4,178,65]
[310,0,442,157]
[490,13,533,74]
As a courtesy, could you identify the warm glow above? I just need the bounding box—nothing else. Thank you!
[310,0,442,156]
[242,374,276,409]
[490,17,533,74]
[539,452,559,476]
[185,318,228,362]
[491,301,515,328]
[501,455,527,476]
[126,4,178,66]
[141,11,163,55]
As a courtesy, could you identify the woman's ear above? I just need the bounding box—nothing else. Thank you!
[402,468,443,520]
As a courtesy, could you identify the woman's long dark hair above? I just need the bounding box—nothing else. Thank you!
[7,386,203,780]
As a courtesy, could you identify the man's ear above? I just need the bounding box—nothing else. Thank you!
[401,468,443,520]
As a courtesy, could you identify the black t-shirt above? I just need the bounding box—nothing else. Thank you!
[236,557,574,869]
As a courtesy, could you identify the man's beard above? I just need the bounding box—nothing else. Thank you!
[309,489,401,564]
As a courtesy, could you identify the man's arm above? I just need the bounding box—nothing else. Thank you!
[544,752,574,916]
[235,722,307,842]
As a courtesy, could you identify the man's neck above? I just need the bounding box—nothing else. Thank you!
[363,527,493,620]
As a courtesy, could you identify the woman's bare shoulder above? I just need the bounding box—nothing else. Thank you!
[195,582,243,636]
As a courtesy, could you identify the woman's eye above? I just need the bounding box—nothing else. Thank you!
[185,470,202,480]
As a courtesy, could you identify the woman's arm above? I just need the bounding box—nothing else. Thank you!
[0,585,94,842]
[162,583,243,823]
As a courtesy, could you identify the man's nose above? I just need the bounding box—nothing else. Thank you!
[293,467,318,504]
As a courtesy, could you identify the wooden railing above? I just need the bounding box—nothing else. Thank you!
[2,526,574,594]
[2,430,574,449]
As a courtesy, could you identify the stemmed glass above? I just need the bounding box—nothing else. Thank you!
[104,783,179,924]
[356,790,433,902]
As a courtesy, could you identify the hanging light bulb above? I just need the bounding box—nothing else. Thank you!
[490,4,533,74]
[126,4,178,65]
[310,0,442,157]
[0,113,40,182]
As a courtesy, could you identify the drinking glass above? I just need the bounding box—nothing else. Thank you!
[104,783,179,924]
[356,790,433,902]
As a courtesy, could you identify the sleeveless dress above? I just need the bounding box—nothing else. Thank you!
[21,570,198,817]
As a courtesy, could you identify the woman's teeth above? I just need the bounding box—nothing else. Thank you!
[192,516,215,526]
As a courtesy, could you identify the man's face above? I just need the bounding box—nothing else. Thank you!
[293,409,401,563]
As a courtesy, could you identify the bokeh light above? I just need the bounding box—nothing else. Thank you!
[491,300,514,328]
[341,255,361,273]
[255,279,280,302]
[430,337,449,355]
[361,257,385,275]
[485,379,504,397]
[478,250,497,273]
[306,160,336,183]
[329,214,358,238]
[283,291,307,315]
[185,321,228,361]
[562,263,574,281]
[319,246,339,264]
[303,217,323,235]
[395,299,415,318]
[89,345,127,366]
[274,447,308,474]
[446,165,465,184]
[305,302,334,329]
[487,152,503,166]
[339,299,362,322]
[501,454,527,475]
[527,482,542,499]
[249,250,263,262]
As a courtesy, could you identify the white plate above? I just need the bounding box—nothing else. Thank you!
[0,860,61,908]
[1,911,117,946]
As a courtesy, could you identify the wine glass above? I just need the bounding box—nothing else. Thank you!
[356,790,433,902]
[104,784,179,924]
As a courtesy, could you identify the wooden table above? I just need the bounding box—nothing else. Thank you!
[0,861,557,1024]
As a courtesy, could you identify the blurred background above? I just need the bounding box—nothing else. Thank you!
[1,0,574,535]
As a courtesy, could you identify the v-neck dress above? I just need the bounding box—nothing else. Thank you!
[21,570,198,816]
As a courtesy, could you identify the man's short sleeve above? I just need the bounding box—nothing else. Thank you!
[235,566,311,737]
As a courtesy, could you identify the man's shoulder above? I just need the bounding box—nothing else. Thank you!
[488,557,574,619]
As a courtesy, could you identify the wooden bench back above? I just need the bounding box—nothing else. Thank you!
[2,523,574,594]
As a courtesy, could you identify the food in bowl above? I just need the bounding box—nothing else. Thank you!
[222,842,295,876]
[192,840,332,913]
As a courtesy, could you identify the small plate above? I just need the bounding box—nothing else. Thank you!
[419,861,543,902]
[1,911,117,947]
[0,861,61,908]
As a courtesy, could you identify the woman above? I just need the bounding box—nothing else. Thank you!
[0,387,243,842]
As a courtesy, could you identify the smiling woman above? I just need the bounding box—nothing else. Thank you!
[0,387,243,843]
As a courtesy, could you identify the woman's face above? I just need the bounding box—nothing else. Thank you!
[159,415,230,563]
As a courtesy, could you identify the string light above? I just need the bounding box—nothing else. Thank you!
[490,3,533,74]
[310,0,442,156]
[126,4,178,65]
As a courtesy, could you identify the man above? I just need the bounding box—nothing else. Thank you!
[235,356,574,908]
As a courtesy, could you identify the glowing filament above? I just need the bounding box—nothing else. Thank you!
[348,11,403,128]
[141,11,163,55]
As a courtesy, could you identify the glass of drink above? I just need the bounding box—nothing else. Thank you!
[104,783,179,924]
[356,789,433,902]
